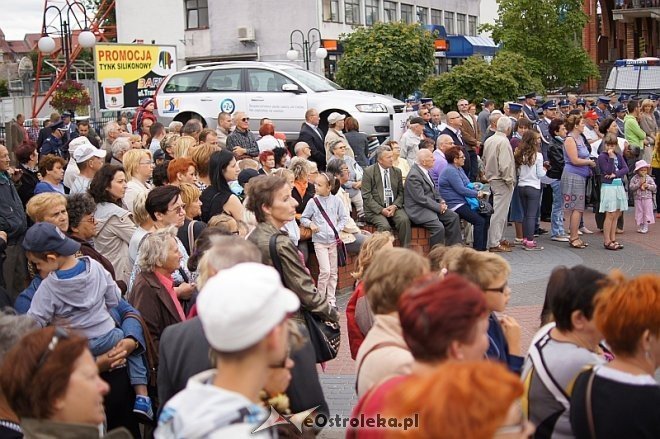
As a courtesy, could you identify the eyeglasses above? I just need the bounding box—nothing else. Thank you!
[82,215,96,223]
[241,117,250,122]
[484,282,509,294]
[457,155,466,159]
[168,204,186,214]
[36,327,69,370]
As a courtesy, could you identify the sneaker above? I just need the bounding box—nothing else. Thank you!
[134,395,154,421]
[579,226,594,234]
[551,235,570,242]
[523,239,544,251]
[637,225,646,234]
[641,224,649,234]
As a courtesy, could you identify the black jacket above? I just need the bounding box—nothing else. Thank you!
[0,173,27,245]
[547,137,565,180]
[298,123,326,171]
[16,164,39,210]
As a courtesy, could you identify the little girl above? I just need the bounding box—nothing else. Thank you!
[301,172,349,308]
[629,160,657,234]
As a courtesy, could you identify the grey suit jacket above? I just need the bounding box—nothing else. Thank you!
[404,164,444,224]
[361,164,404,218]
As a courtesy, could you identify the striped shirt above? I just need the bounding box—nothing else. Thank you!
[226,128,259,157]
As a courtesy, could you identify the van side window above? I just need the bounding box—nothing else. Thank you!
[205,69,242,91]
[163,71,208,93]
[247,69,291,92]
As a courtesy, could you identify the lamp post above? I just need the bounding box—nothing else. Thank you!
[286,28,328,71]
[38,1,96,119]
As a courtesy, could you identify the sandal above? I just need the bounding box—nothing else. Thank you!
[569,238,588,249]
[613,241,624,249]
[604,242,618,251]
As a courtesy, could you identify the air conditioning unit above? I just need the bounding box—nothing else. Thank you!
[238,26,256,42]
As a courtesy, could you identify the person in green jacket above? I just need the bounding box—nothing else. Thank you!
[624,100,649,156]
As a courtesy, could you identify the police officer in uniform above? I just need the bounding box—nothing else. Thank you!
[523,92,538,121]
[507,102,523,139]
[594,96,611,123]
[576,98,587,112]
[537,100,557,161]
[39,120,67,158]
[558,99,571,117]
[614,104,626,138]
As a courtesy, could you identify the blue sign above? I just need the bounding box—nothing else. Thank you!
[220,98,235,113]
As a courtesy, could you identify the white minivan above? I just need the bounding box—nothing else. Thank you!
[154,61,404,139]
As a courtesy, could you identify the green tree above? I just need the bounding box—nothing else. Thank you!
[481,0,598,89]
[0,80,8,98]
[422,52,545,113]
[335,22,435,98]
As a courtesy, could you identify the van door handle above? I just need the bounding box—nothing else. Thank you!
[250,98,264,102]
[200,97,213,102]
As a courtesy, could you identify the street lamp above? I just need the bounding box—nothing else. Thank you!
[38,1,96,81]
[286,28,328,71]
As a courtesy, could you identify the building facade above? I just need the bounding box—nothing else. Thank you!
[115,0,485,77]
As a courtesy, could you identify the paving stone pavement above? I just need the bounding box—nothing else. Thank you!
[317,211,659,438]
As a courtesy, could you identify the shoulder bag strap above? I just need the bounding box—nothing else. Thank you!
[313,197,340,240]
[187,220,197,255]
[268,234,286,286]
[586,367,597,439]
[124,312,158,388]
[355,341,408,394]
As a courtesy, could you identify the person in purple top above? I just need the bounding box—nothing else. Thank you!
[597,133,629,250]
[429,134,453,189]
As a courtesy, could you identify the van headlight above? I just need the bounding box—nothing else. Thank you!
[355,104,388,113]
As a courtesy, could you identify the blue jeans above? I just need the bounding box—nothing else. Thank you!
[455,204,490,251]
[550,180,566,237]
[519,186,542,241]
[89,327,148,386]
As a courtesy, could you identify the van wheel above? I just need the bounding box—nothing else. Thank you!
[174,112,208,128]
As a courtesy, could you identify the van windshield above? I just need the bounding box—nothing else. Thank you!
[284,68,343,92]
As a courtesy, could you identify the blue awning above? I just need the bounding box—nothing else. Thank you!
[446,35,499,58]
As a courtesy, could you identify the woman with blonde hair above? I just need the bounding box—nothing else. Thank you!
[639,99,658,162]
[172,135,197,159]
[122,149,153,213]
[345,232,394,359]
[177,182,207,256]
[25,193,68,232]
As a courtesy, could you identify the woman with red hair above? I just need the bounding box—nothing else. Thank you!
[349,273,491,438]
[258,150,276,175]
[167,157,198,187]
[0,327,132,437]
[570,272,660,439]
[257,122,285,153]
[385,361,534,439]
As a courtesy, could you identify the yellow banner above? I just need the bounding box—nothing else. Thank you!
[95,44,161,83]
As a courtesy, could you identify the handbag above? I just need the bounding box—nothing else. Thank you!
[312,197,348,267]
[268,234,340,363]
[477,198,494,215]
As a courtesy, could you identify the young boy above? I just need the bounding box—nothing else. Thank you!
[22,222,154,420]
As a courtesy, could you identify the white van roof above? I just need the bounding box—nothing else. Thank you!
[606,58,660,93]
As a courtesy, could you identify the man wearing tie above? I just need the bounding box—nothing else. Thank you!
[297,108,327,170]
[523,92,538,121]
[440,111,471,179]
[361,145,411,247]
[404,149,462,247]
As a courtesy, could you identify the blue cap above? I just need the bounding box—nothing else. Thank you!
[613,104,626,113]
[61,111,73,118]
[509,103,523,112]
[536,107,544,116]
[420,98,433,104]
[649,93,659,100]
[517,96,526,102]
[50,120,65,130]
[524,92,536,99]
[153,149,165,160]
[541,100,557,110]
[23,222,81,256]
[558,99,570,108]
[597,96,610,104]
[576,98,586,106]
[618,94,630,102]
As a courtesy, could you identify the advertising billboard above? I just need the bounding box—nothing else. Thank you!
[94,43,177,110]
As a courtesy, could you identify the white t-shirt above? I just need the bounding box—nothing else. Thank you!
[69,175,91,194]
[518,152,547,190]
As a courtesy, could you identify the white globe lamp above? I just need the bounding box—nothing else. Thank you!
[38,36,56,54]
[315,47,328,60]
[78,30,96,48]
[286,49,299,61]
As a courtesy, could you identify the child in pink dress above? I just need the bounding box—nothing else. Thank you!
[629,160,657,234]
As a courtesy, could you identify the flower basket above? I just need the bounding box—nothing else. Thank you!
[50,80,92,114]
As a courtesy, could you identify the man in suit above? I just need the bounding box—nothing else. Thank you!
[361,145,411,247]
[441,111,472,179]
[457,99,480,182]
[523,92,538,121]
[478,99,494,142]
[404,149,461,247]
[298,108,327,170]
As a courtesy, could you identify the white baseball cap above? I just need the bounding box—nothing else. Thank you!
[197,263,300,352]
[67,136,93,152]
[327,112,346,124]
[73,143,107,163]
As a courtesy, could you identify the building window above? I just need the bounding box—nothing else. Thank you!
[365,0,379,26]
[323,0,340,22]
[457,14,466,35]
[345,0,361,24]
[416,6,428,25]
[444,11,454,34]
[383,1,397,22]
[431,9,442,26]
[401,4,413,24]
[185,0,208,29]
[468,15,478,36]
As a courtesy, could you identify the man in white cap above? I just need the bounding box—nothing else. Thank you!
[156,263,299,438]
[324,112,352,161]
[69,141,107,194]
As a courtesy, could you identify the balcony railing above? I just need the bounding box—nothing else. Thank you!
[613,1,660,21]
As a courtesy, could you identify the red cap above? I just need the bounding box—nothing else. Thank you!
[584,110,599,120]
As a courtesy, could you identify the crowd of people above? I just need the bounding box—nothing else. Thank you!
[0,92,657,438]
